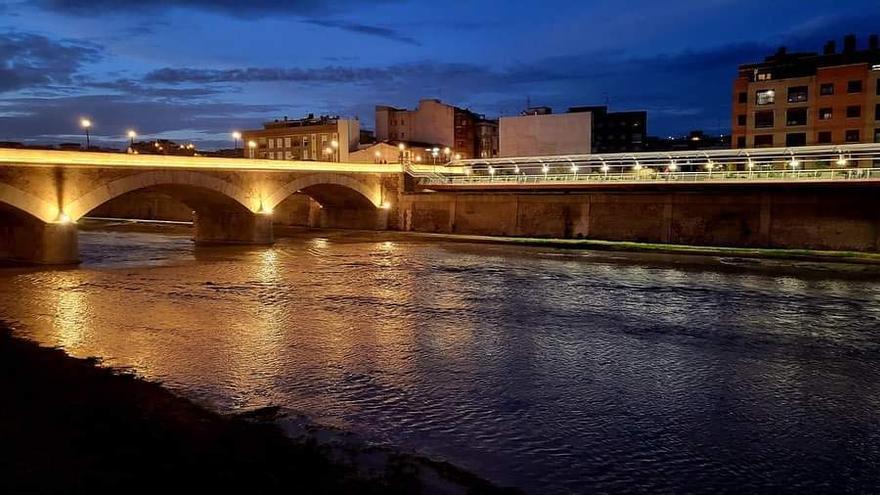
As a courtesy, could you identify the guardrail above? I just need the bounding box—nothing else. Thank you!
[417,167,880,186]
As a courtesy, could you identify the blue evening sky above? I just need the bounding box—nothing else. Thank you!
[0,0,877,148]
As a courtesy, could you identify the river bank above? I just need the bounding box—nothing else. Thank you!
[0,326,516,494]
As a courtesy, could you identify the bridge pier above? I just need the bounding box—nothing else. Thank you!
[0,220,78,265]
[193,210,274,245]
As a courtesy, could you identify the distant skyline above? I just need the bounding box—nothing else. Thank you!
[0,0,878,149]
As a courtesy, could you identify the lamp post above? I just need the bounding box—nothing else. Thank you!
[247,140,257,159]
[443,147,451,163]
[127,129,136,150]
[330,139,339,162]
[398,142,406,164]
[80,118,91,150]
[232,131,242,150]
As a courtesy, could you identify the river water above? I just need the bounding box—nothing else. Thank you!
[2,225,880,493]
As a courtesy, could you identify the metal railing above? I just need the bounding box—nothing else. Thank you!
[418,167,880,186]
[410,143,880,187]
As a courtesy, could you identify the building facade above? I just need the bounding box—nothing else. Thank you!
[732,34,880,149]
[499,111,592,157]
[375,99,498,159]
[569,106,647,153]
[241,114,360,161]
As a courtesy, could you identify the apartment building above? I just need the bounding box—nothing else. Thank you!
[732,34,880,148]
[241,114,360,161]
[375,99,498,159]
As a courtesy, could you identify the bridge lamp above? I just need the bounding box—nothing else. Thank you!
[633,162,642,171]
[600,164,609,173]
[747,159,755,169]
[464,167,471,176]
[789,158,800,169]
[570,165,579,173]
[488,165,495,176]
[514,165,520,174]
[836,154,848,166]
[398,143,406,151]
[668,161,678,171]
[705,160,714,170]
[80,118,92,149]
[56,212,72,225]
[127,129,136,148]
[454,153,462,160]
[542,164,549,174]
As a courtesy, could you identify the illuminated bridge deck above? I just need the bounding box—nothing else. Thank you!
[412,143,880,190]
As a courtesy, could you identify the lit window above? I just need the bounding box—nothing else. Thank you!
[756,89,775,105]
[819,108,832,120]
[757,72,772,81]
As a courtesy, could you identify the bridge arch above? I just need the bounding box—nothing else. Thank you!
[0,183,58,223]
[64,171,256,221]
[264,173,383,211]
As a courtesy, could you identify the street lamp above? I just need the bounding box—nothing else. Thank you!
[232,131,242,149]
[398,142,406,164]
[80,118,92,149]
[127,129,136,149]
[443,147,451,163]
[247,140,257,158]
[330,139,339,162]
[374,150,382,163]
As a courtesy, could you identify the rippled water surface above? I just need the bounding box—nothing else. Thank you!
[3,226,880,493]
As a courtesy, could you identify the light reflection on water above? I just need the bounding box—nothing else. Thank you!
[2,227,880,493]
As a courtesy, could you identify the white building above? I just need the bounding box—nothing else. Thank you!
[499,111,591,157]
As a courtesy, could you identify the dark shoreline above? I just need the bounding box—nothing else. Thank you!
[0,327,517,494]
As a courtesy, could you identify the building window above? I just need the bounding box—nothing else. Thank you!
[820,83,834,95]
[755,110,774,128]
[817,131,832,144]
[877,78,880,96]
[736,136,746,148]
[787,86,808,103]
[875,103,880,121]
[268,139,274,149]
[845,129,860,142]
[847,80,863,93]
[284,137,291,148]
[754,134,774,147]
[786,108,807,126]
[846,105,862,118]
[875,128,880,143]
[737,114,747,126]
[756,89,775,105]
[819,107,833,120]
[757,72,772,81]
[738,92,747,103]
[785,133,807,147]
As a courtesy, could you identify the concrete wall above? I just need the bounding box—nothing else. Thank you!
[499,112,591,157]
[400,188,880,251]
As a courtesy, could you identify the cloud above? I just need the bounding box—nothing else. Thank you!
[0,94,277,148]
[0,32,102,93]
[33,0,399,18]
[301,19,420,46]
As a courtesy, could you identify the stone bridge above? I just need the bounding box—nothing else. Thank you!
[0,149,404,263]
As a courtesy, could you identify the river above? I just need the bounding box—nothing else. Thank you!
[2,224,879,493]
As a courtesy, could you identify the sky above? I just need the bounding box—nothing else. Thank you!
[0,0,878,149]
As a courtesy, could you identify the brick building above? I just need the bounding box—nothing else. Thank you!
[732,34,880,148]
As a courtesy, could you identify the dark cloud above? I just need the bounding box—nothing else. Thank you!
[34,0,399,18]
[0,94,277,148]
[301,19,420,46]
[0,32,102,93]
[89,79,229,98]
[143,62,484,85]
